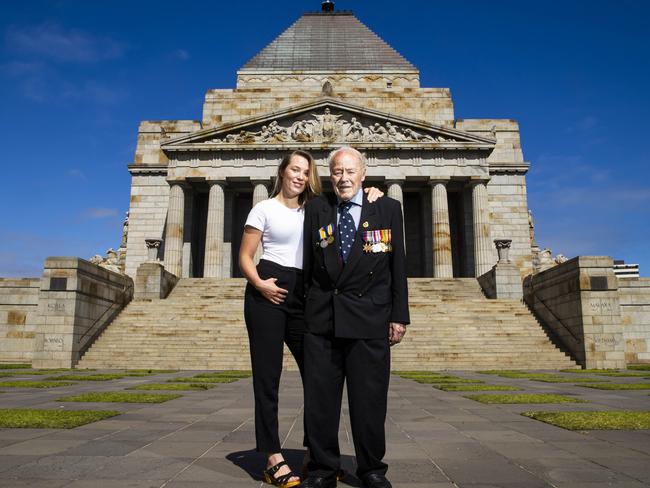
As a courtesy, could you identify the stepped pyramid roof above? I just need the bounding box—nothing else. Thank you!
[239,10,417,73]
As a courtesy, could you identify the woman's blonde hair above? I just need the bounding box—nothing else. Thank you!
[270,150,322,205]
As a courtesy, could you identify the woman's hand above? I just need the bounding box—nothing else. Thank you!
[364,186,385,203]
[255,277,288,305]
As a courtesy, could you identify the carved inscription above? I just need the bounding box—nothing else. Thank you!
[589,298,614,315]
[43,335,64,351]
[47,302,66,313]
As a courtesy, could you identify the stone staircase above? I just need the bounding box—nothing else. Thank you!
[77,278,578,371]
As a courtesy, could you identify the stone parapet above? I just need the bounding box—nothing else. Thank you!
[0,278,40,363]
[32,257,133,369]
[618,277,650,363]
[523,256,625,369]
[134,262,178,301]
[478,263,523,300]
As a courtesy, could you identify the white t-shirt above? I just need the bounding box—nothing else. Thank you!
[244,198,304,269]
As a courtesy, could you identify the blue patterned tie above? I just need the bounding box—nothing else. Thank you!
[338,201,355,262]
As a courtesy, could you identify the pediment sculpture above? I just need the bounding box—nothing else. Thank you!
[209,109,456,144]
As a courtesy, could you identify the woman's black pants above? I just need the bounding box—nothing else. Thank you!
[244,259,306,453]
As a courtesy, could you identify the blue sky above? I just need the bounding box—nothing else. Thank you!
[1,0,648,277]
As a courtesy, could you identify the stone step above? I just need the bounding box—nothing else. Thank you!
[77,278,578,370]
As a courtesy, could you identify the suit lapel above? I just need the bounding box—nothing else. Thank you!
[337,192,376,285]
[321,195,342,284]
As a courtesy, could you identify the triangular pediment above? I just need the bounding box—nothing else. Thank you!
[161,98,496,151]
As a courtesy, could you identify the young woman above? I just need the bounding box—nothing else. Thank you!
[239,150,381,488]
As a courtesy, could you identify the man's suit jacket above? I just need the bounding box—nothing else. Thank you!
[303,191,410,339]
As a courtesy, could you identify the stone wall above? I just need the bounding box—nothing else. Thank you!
[523,256,626,369]
[124,174,170,278]
[0,278,40,364]
[32,258,133,368]
[618,277,650,363]
[203,77,455,128]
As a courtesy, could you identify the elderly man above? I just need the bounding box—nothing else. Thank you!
[301,147,409,488]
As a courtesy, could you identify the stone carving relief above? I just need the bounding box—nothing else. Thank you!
[209,109,455,144]
[90,211,129,274]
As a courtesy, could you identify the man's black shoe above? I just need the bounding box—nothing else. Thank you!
[361,473,392,488]
[300,475,337,488]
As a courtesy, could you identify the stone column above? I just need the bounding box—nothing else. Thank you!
[430,179,453,278]
[163,182,186,278]
[203,181,226,278]
[252,181,270,264]
[386,180,405,250]
[470,179,493,277]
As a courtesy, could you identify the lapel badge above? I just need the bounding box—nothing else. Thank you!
[362,221,369,229]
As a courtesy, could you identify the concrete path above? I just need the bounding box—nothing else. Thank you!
[0,370,649,487]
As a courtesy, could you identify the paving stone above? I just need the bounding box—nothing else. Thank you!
[0,371,647,486]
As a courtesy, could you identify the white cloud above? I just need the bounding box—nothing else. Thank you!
[5,23,126,63]
[83,208,119,219]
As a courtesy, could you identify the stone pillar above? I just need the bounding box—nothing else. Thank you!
[163,182,186,278]
[430,179,453,278]
[252,181,270,264]
[386,180,405,250]
[203,181,226,278]
[471,179,493,277]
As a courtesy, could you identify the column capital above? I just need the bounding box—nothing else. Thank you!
[251,179,271,187]
[206,178,227,187]
[428,177,450,186]
[166,179,190,189]
[467,177,491,187]
[385,178,405,186]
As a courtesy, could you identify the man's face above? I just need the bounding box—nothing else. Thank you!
[330,150,366,201]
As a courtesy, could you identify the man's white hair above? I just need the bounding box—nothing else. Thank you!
[327,146,367,170]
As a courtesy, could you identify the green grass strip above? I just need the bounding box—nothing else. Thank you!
[413,377,483,384]
[561,368,619,374]
[168,377,238,384]
[465,393,588,404]
[193,372,251,379]
[58,392,182,403]
[579,383,650,390]
[47,374,125,381]
[435,384,522,391]
[595,372,650,377]
[522,411,650,430]
[532,377,602,383]
[477,370,526,375]
[0,408,119,428]
[0,364,31,369]
[128,383,214,391]
[496,372,565,379]
[125,369,180,374]
[628,364,650,371]
[0,381,76,388]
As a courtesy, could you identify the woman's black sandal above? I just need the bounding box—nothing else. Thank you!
[263,460,301,488]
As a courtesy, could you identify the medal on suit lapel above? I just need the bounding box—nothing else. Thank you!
[318,223,335,248]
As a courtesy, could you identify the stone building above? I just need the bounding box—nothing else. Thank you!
[124,4,530,281]
[2,2,649,371]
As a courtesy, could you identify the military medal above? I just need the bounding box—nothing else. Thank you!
[318,223,335,249]
[362,228,393,253]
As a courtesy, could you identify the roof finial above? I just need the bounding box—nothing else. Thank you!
[322,1,335,12]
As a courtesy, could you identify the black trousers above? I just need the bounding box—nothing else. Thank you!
[304,332,390,479]
[244,259,306,453]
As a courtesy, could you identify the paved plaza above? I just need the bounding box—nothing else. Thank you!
[0,370,649,487]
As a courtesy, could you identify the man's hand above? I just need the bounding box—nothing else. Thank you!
[389,322,407,346]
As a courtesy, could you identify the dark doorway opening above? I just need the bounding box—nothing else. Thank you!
[404,192,425,277]
[231,192,253,278]
[191,192,209,278]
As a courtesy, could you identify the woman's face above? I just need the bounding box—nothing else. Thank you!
[281,154,310,197]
